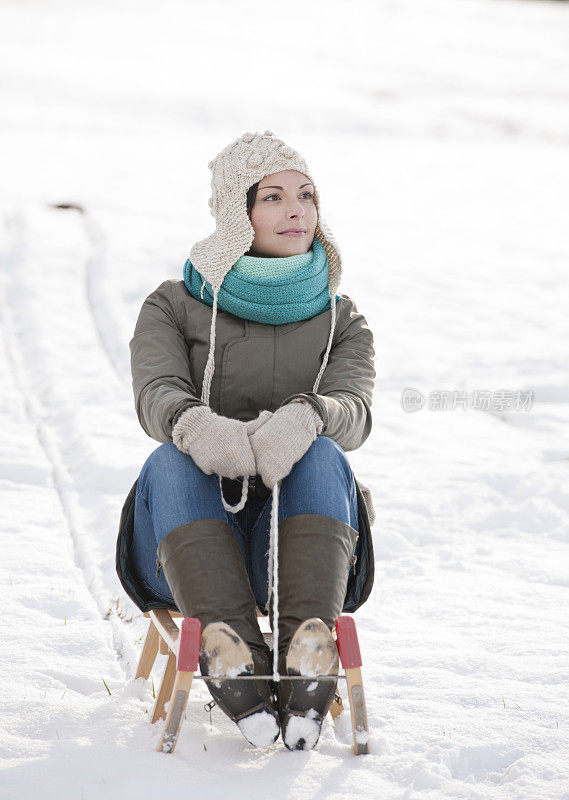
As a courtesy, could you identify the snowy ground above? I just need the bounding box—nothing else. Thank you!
[1,0,568,798]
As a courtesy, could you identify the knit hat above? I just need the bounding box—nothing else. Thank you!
[190,129,342,295]
[187,130,343,514]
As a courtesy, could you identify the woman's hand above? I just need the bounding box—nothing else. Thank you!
[248,401,324,489]
[172,406,256,479]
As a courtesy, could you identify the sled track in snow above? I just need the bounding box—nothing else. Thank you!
[80,209,131,385]
[47,204,128,386]
[47,202,130,386]
[0,211,136,677]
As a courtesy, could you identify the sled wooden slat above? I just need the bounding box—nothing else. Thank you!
[135,612,201,753]
[157,670,194,754]
[345,666,369,755]
[155,617,201,753]
[335,615,369,755]
[135,619,159,680]
[149,608,182,654]
[152,652,176,723]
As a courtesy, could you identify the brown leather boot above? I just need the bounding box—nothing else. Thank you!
[267,514,359,750]
[157,519,279,747]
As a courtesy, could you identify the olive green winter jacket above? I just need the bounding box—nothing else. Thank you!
[130,279,375,456]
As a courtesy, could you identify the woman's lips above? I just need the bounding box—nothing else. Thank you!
[278,231,306,238]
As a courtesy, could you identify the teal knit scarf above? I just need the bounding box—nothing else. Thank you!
[183,236,340,325]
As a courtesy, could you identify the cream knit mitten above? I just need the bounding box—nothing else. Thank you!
[249,401,324,490]
[245,409,274,436]
[172,406,256,479]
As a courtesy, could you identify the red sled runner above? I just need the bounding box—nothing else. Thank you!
[135,609,369,755]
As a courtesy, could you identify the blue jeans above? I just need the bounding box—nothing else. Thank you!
[131,436,360,611]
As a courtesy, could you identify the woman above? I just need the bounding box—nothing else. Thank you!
[116,130,376,751]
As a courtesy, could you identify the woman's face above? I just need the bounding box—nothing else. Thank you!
[247,170,318,257]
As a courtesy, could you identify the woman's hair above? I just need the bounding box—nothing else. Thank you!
[246,182,259,218]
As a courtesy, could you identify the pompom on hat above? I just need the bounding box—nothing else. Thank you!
[190,129,342,296]
[183,130,343,515]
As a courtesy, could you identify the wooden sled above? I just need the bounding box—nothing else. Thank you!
[135,609,369,755]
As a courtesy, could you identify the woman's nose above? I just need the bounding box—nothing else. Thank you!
[287,201,305,218]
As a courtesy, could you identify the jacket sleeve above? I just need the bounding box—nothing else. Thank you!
[130,280,206,442]
[279,295,376,452]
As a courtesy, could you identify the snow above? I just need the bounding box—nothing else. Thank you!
[283,712,321,752]
[237,711,280,748]
[207,661,251,687]
[297,635,332,676]
[1,0,568,797]
[355,728,371,745]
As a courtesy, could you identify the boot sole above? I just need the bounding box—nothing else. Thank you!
[281,618,339,751]
[200,622,280,747]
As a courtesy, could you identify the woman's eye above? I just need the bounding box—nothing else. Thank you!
[263,191,314,201]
